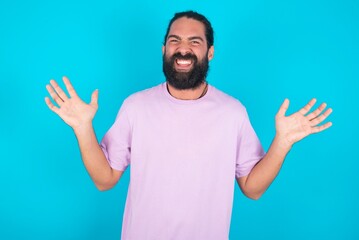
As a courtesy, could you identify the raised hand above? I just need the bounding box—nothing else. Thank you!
[45,76,98,130]
[275,98,333,147]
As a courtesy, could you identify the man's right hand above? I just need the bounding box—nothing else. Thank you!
[44,76,122,190]
[45,76,98,130]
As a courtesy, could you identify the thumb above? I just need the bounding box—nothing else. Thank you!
[90,89,99,106]
[276,98,289,117]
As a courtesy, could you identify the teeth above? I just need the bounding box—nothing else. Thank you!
[176,59,192,65]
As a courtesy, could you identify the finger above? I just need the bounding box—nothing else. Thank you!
[276,98,289,117]
[63,76,78,98]
[44,97,60,114]
[50,79,69,101]
[311,121,333,133]
[306,103,327,120]
[310,108,333,126]
[46,84,64,106]
[299,98,317,115]
[90,89,99,106]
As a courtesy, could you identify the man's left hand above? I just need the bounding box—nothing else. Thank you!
[274,98,333,148]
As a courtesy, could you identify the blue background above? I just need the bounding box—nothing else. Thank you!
[0,0,358,239]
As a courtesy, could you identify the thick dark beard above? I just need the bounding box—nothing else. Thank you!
[162,51,209,90]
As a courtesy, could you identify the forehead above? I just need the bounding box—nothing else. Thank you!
[168,17,206,39]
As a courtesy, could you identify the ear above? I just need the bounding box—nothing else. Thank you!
[207,46,214,61]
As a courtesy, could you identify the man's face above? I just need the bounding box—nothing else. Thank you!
[162,17,214,90]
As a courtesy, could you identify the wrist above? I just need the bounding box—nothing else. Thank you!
[273,134,293,152]
[73,122,93,136]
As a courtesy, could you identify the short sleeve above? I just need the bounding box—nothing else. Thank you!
[100,101,132,171]
[235,109,265,178]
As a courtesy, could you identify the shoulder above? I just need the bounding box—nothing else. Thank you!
[209,85,247,115]
[121,83,163,108]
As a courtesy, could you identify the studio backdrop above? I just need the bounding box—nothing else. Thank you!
[0,0,358,239]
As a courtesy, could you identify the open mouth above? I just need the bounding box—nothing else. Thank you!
[175,58,193,71]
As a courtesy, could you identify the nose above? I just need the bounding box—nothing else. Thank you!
[176,42,192,55]
[177,48,191,56]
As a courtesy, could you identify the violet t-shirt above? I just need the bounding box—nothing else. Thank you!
[100,82,265,240]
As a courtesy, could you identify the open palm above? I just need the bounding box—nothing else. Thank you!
[45,76,98,129]
[275,98,333,146]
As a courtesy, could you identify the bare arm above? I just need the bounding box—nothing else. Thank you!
[73,123,123,191]
[237,98,333,200]
[45,76,122,191]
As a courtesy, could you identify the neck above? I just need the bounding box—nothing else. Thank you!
[166,82,208,100]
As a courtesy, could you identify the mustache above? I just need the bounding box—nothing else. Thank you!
[169,52,198,63]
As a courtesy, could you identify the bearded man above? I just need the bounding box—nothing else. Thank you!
[45,10,332,240]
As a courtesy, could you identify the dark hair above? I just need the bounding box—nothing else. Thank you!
[163,10,214,49]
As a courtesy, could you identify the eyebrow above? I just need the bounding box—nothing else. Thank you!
[167,34,204,42]
[188,36,204,42]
